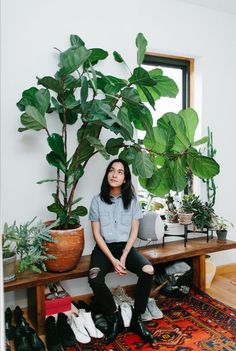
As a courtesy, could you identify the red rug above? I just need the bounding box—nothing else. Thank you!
[76,288,236,351]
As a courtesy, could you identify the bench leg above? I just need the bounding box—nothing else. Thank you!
[193,255,206,291]
[27,285,45,335]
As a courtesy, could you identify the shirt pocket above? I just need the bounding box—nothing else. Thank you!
[121,212,131,227]
[100,212,110,226]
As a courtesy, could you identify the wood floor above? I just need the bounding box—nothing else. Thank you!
[206,262,236,309]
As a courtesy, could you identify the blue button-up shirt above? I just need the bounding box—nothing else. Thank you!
[89,194,143,243]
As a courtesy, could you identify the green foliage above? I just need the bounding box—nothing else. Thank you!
[212,215,234,231]
[179,194,215,230]
[2,218,56,273]
[17,33,220,229]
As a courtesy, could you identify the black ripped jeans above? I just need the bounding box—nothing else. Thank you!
[88,242,153,316]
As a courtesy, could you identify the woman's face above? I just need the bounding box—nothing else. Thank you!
[107,162,126,190]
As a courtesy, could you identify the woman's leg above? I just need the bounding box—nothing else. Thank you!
[88,245,116,315]
[126,248,155,343]
[88,244,124,344]
[126,248,154,314]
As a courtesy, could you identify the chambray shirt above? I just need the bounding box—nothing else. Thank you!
[89,194,143,243]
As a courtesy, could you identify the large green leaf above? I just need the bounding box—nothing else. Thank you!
[59,110,78,125]
[129,67,156,87]
[132,151,154,178]
[113,51,124,63]
[46,152,66,173]
[168,158,187,191]
[35,89,50,115]
[137,85,156,109]
[17,87,38,111]
[86,136,110,160]
[37,76,63,94]
[70,34,85,47]
[136,33,147,66]
[187,149,220,179]
[47,133,66,163]
[60,46,92,74]
[80,76,88,112]
[88,48,108,65]
[119,147,137,164]
[178,108,198,143]
[139,166,170,197]
[118,107,134,140]
[106,138,124,155]
[64,93,78,109]
[47,202,65,216]
[154,75,179,97]
[19,106,46,132]
[144,124,175,153]
[71,206,88,217]
[158,113,190,152]
[192,136,209,147]
[121,87,140,105]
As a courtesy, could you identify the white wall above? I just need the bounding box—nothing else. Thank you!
[1,0,236,311]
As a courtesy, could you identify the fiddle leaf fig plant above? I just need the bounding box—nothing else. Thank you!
[17,33,220,229]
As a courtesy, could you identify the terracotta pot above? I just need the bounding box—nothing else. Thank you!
[45,224,84,272]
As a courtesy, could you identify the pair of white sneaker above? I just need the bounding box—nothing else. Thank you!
[69,310,103,344]
[141,298,163,321]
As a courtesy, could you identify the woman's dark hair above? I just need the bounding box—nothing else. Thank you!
[100,159,135,209]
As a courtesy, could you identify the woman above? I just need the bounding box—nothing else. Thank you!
[88,159,155,344]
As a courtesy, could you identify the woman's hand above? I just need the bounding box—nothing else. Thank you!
[112,258,127,276]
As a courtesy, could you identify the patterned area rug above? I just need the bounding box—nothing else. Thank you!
[77,288,236,351]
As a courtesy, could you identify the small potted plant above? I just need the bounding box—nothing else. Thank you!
[2,222,18,282]
[212,215,234,242]
[2,218,56,282]
[177,194,200,225]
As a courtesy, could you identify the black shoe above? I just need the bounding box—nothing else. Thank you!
[5,307,16,340]
[45,316,61,351]
[72,300,91,312]
[14,306,24,324]
[26,327,45,351]
[56,313,76,348]
[104,309,124,344]
[14,335,33,351]
[130,313,154,343]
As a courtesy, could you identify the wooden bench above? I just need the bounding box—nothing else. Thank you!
[4,237,236,335]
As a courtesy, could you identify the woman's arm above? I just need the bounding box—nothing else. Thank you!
[91,221,127,275]
[120,219,139,266]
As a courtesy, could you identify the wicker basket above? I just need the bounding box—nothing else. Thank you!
[177,212,194,225]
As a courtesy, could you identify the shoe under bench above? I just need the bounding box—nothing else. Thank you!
[4,237,236,336]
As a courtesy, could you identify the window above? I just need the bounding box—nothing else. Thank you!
[138,54,194,207]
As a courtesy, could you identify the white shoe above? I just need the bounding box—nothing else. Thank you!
[141,307,153,321]
[120,302,132,327]
[79,310,104,338]
[70,313,91,344]
[147,298,163,319]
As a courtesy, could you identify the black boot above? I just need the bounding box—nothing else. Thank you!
[104,309,124,344]
[56,312,76,348]
[130,311,154,343]
[5,307,15,340]
[45,316,61,351]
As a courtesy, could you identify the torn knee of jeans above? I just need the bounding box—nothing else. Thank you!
[89,267,100,279]
[142,264,154,275]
